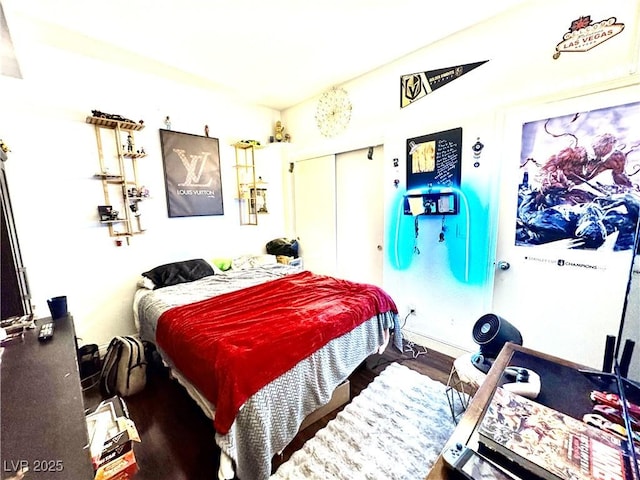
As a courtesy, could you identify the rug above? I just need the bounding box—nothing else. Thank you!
[270,362,465,480]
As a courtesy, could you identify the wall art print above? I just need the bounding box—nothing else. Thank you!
[516,101,640,253]
[160,129,224,217]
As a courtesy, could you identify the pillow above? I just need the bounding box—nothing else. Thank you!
[231,254,277,270]
[205,259,225,275]
[211,257,232,271]
[142,258,214,289]
[136,276,156,290]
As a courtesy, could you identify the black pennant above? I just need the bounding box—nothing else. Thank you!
[400,60,489,108]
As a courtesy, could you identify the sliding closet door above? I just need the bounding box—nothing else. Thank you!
[293,155,337,275]
[336,146,384,286]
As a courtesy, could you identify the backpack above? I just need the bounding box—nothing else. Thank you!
[99,336,147,397]
[265,238,299,258]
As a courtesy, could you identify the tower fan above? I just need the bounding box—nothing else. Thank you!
[471,313,523,373]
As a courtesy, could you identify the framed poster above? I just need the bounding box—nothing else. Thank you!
[516,100,640,251]
[159,129,224,217]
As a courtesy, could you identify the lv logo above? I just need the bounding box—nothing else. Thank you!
[173,149,212,187]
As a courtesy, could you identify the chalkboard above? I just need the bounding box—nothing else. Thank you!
[406,127,462,191]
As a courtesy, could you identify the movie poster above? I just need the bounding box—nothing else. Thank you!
[516,101,640,253]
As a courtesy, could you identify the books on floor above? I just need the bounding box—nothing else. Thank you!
[477,387,638,480]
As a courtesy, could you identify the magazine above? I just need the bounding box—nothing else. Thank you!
[477,387,637,480]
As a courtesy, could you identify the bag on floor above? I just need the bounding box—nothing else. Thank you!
[265,237,299,258]
[99,336,147,397]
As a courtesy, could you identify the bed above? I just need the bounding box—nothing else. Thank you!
[134,258,400,480]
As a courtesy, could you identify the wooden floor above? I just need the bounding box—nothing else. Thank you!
[84,342,455,480]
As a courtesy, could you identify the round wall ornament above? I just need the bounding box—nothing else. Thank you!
[315,86,352,138]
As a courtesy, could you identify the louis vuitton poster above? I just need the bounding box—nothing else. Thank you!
[160,129,224,217]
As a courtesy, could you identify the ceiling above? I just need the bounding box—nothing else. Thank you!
[5,0,530,110]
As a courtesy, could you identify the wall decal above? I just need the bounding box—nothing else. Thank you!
[160,129,224,217]
[400,61,488,108]
[516,101,640,252]
[553,16,625,59]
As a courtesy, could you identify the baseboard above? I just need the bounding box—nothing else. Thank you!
[299,380,350,431]
[402,330,471,359]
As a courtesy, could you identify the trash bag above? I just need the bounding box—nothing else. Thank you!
[266,238,299,258]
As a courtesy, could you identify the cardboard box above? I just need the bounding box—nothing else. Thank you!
[86,396,140,480]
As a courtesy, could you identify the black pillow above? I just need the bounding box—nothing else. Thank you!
[142,259,214,289]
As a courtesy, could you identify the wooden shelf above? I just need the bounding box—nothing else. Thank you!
[89,113,147,241]
[234,143,258,226]
[93,173,123,180]
[233,141,263,149]
[100,219,127,224]
[86,115,144,131]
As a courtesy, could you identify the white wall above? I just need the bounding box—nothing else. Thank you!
[283,0,640,356]
[1,16,287,346]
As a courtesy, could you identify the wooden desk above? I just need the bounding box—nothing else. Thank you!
[0,315,94,479]
[427,342,592,480]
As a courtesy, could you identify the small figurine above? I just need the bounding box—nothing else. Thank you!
[205,125,209,137]
[274,121,285,142]
[127,133,134,152]
[164,116,171,129]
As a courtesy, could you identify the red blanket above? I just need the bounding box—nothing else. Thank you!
[156,271,397,434]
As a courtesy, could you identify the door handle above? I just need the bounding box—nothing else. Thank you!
[497,261,510,270]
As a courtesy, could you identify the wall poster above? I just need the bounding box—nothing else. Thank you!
[160,129,224,218]
[516,101,640,253]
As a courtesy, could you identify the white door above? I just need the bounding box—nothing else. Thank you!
[336,146,384,285]
[293,155,336,275]
[491,93,639,369]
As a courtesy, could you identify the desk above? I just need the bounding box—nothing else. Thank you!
[0,315,94,479]
[427,342,599,480]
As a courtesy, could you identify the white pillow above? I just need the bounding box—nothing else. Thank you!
[136,276,156,290]
[231,254,276,270]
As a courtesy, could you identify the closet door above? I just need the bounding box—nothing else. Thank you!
[293,155,336,275]
[336,146,384,286]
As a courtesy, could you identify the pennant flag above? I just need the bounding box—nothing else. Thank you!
[400,60,488,108]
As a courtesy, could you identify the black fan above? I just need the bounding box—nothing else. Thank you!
[470,313,523,373]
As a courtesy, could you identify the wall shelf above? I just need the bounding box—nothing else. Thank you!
[233,142,259,225]
[87,115,147,242]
